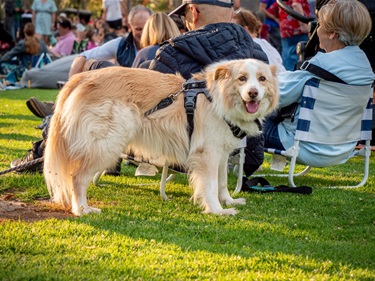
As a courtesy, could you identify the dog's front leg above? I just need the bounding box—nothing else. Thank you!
[218,156,246,208]
[190,153,238,216]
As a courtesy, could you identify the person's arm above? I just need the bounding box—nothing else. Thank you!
[102,0,107,21]
[0,42,25,62]
[291,1,309,33]
[80,36,121,60]
[51,12,56,32]
[69,55,87,77]
[48,47,61,58]
[32,10,36,24]
[259,2,279,24]
[69,37,122,77]
[277,70,313,107]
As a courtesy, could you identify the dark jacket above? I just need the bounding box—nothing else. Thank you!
[116,32,137,67]
[132,44,159,68]
[148,22,268,79]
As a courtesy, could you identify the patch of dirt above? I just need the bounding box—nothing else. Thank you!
[0,196,74,223]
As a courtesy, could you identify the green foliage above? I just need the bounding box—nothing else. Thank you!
[0,89,374,280]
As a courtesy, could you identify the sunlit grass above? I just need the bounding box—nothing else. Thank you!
[0,89,374,280]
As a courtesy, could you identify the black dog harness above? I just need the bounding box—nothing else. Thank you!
[144,79,253,139]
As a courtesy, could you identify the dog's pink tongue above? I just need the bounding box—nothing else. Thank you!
[246,101,259,113]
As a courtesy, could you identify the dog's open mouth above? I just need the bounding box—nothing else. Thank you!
[244,100,259,113]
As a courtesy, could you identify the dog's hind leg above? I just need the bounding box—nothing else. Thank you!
[71,169,101,216]
[218,156,246,207]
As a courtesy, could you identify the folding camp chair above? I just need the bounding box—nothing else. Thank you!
[263,77,373,188]
[31,52,52,68]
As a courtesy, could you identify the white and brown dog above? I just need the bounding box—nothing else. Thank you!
[44,59,279,216]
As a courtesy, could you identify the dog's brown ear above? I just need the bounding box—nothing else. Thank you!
[213,65,231,81]
[270,65,278,77]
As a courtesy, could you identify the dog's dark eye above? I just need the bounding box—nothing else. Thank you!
[238,76,247,82]
[259,76,266,82]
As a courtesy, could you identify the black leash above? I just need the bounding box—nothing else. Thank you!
[0,157,44,176]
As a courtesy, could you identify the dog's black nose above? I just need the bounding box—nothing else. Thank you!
[249,88,258,99]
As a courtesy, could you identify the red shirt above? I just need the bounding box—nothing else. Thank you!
[268,0,311,38]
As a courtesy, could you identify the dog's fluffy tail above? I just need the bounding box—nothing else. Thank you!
[43,78,83,207]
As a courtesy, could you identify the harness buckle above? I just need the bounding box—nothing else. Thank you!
[300,60,310,70]
[184,94,196,114]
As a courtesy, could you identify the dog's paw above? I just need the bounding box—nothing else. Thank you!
[220,197,246,206]
[230,198,246,205]
[203,208,238,216]
[72,206,101,216]
[82,206,102,215]
[218,208,238,216]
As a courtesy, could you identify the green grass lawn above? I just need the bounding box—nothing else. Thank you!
[0,89,374,280]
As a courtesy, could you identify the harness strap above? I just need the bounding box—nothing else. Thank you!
[144,96,175,117]
[183,79,212,138]
[144,79,258,140]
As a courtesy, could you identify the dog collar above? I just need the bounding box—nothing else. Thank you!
[225,118,262,139]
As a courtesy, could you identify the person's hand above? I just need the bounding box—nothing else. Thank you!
[291,1,304,15]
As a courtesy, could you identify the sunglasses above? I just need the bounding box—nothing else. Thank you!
[234,9,249,27]
[179,6,201,26]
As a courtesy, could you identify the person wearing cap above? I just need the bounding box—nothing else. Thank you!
[148,0,267,79]
[147,0,269,179]
[49,18,76,58]
[69,5,152,76]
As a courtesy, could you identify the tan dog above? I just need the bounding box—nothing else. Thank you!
[44,59,279,216]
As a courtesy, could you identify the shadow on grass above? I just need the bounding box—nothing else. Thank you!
[71,178,375,275]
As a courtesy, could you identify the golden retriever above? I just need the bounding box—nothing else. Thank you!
[44,59,279,216]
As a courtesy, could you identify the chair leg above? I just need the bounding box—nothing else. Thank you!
[343,140,371,188]
[233,147,245,195]
[93,171,105,186]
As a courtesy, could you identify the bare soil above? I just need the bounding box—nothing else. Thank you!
[0,196,74,223]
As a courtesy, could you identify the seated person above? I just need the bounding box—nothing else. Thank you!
[69,5,152,76]
[0,23,48,76]
[263,0,374,167]
[20,54,78,89]
[132,12,180,68]
[232,8,285,73]
[48,18,76,58]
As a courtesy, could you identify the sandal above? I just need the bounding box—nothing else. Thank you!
[242,176,312,195]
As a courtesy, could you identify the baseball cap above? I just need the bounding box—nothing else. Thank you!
[168,0,234,16]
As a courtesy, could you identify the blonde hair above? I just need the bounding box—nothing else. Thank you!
[233,9,262,35]
[24,23,40,55]
[140,12,180,48]
[318,0,372,46]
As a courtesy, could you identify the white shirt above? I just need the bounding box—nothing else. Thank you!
[102,0,123,21]
[254,37,285,74]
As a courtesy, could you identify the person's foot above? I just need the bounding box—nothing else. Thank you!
[26,97,54,118]
[10,150,43,173]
